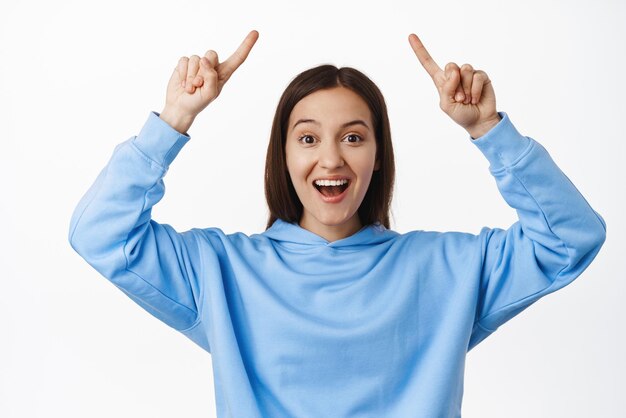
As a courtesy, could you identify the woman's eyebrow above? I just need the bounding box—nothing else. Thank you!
[292,118,370,130]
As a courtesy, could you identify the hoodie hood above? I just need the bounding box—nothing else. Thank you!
[261,218,399,248]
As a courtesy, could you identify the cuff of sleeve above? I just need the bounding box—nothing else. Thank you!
[471,112,532,172]
[132,111,191,169]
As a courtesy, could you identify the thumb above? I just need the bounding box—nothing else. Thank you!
[198,56,219,98]
[440,66,460,108]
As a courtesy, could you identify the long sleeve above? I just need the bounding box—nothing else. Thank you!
[68,111,204,333]
[467,112,606,350]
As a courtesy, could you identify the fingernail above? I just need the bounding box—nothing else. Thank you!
[456,92,464,102]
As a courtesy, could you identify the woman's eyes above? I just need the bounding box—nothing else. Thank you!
[298,135,316,144]
[297,134,363,144]
[343,134,363,143]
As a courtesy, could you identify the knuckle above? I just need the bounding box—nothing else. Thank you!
[461,63,473,72]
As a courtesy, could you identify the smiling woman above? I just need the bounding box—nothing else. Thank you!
[68,30,607,418]
[284,85,383,242]
[265,65,395,242]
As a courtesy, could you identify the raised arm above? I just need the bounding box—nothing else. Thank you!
[407,34,607,349]
[68,31,259,337]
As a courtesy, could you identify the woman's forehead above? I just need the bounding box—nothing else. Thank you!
[288,87,372,129]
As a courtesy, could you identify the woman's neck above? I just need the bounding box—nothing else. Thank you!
[298,214,363,243]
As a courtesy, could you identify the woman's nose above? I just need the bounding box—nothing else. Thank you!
[318,141,344,168]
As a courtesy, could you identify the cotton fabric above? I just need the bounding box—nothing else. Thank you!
[69,111,606,417]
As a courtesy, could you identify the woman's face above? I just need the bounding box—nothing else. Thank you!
[285,86,379,242]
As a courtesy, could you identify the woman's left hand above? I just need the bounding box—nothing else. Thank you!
[408,34,501,139]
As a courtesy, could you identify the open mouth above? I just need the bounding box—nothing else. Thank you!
[313,179,350,198]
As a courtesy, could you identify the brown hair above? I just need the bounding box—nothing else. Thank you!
[264,64,395,230]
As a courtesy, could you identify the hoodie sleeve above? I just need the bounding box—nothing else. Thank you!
[68,111,205,333]
[467,112,606,350]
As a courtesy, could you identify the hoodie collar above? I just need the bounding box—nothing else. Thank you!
[261,218,398,248]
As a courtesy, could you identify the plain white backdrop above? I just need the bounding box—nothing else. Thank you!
[1,0,624,417]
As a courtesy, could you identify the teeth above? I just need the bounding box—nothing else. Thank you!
[315,179,348,187]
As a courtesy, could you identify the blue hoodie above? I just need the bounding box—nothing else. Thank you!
[68,111,606,418]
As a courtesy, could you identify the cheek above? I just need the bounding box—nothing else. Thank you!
[286,149,310,183]
[354,147,379,176]
[286,162,303,190]
[353,156,378,193]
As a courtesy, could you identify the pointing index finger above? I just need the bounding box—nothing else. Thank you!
[219,30,259,79]
[408,34,441,80]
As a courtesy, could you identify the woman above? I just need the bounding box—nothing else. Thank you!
[68,30,606,417]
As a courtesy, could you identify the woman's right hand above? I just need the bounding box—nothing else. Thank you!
[160,30,259,133]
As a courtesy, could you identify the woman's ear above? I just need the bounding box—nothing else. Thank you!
[374,159,380,171]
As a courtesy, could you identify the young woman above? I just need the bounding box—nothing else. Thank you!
[68,30,606,417]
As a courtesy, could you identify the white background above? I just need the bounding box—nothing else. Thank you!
[1,0,624,417]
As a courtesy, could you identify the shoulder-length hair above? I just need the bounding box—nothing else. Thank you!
[264,64,395,230]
